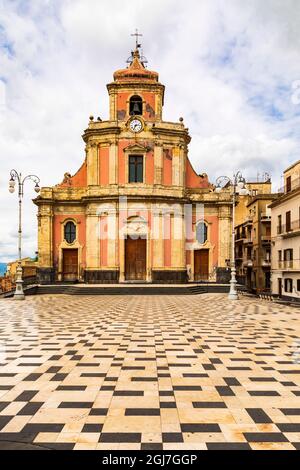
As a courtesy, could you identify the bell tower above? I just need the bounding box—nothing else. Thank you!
[82,32,192,189]
[107,37,165,123]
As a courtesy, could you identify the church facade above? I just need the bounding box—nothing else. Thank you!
[34,46,232,284]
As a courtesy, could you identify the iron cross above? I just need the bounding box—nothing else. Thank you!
[131,29,143,49]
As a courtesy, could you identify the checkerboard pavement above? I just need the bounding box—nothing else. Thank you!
[0,293,300,450]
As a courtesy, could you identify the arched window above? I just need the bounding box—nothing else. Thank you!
[129,95,143,115]
[64,221,76,244]
[196,222,207,244]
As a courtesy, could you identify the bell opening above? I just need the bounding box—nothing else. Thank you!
[130,95,143,115]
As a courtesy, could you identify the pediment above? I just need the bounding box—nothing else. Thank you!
[123,143,149,153]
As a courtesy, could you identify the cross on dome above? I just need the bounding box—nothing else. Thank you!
[131,28,143,50]
[126,29,148,67]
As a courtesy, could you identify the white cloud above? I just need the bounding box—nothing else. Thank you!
[0,0,299,262]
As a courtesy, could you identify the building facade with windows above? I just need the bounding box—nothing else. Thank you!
[34,46,233,284]
[234,185,278,293]
[270,160,300,301]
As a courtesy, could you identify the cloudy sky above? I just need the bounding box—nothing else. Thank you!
[0,0,300,262]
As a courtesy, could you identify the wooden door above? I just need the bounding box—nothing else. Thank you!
[63,249,78,282]
[125,238,146,281]
[194,249,209,281]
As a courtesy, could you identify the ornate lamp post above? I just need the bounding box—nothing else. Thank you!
[215,172,248,301]
[9,170,40,300]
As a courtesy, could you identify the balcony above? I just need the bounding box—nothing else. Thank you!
[261,213,271,222]
[278,177,300,194]
[261,259,271,267]
[243,238,253,245]
[261,235,271,244]
[243,217,253,227]
[235,234,246,243]
[243,259,253,267]
[277,220,300,236]
[283,220,300,237]
[277,260,300,270]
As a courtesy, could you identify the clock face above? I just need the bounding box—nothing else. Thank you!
[130,118,143,133]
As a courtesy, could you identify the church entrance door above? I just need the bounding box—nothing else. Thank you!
[194,249,209,281]
[62,249,78,282]
[125,237,146,281]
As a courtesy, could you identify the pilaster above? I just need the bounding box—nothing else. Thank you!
[152,206,164,268]
[109,141,118,185]
[86,207,100,269]
[172,208,185,268]
[87,142,99,186]
[154,143,163,185]
[38,204,53,268]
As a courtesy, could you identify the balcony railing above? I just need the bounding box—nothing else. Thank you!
[261,235,271,243]
[277,260,300,270]
[277,219,300,235]
[278,177,300,194]
[235,233,246,242]
[261,213,271,222]
[243,259,253,267]
[262,259,271,267]
[243,217,253,226]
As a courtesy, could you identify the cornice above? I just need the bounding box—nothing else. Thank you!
[269,187,300,208]
[152,126,191,143]
[82,126,121,142]
[107,82,165,93]
[82,195,190,204]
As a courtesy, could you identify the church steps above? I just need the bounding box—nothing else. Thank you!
[24,284,230,296]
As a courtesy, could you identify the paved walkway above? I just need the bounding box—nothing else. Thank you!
[0,293,299,450]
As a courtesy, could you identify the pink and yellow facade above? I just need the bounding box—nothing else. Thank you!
[35,48,232,284]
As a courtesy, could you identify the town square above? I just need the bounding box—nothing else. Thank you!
[0,292,300,450]
[0,0,300,458]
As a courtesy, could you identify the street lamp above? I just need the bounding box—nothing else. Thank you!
[215,172,249,300]
[9,170,40,300]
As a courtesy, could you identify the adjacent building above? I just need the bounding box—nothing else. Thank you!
[6,257,38,282]
[34,45,234,284]
[234,179,278,292]
[270,160,300,301]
